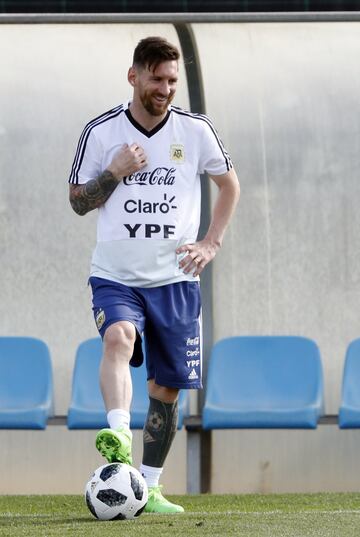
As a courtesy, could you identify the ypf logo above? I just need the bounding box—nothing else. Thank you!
[170,144,185,164]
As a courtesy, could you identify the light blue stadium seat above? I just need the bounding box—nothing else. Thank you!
[339,338,360,428]
[0,337,54,429]
[202,336,324,429]
[67,337,189,429]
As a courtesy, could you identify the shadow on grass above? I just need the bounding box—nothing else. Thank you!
[0,515,97,527]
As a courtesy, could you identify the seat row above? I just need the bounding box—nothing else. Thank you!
[1,335,360,430]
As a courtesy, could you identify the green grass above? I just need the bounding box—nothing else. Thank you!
[1,493,360,537]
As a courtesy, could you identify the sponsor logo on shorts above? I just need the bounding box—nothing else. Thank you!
[188,368,199,380]
[186,337,200,346]
[187,359,200,368]
[95,309,105,330]
[185,336,200,370]
[187,348,200,357]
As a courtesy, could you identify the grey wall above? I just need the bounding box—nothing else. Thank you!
[0,23,189,415]
[1,20,360,493]
[194,22,360,414]
[0,22,189,494]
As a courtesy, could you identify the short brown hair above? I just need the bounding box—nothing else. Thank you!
[132,36,180,71]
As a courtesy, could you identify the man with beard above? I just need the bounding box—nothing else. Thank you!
[68,36,240,513]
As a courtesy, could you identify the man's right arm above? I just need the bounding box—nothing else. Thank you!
[69,142,147,216]
[69,171,120,216]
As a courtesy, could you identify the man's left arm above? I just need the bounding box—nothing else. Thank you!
[176,168,240,277]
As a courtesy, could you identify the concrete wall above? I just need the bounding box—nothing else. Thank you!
[194,22,360,493]
[1,20,360,494]
[0,23,189,494]
[211,427,360,494]
[0,22,189,416]
[195,22,360,414]
[0,429,186,495]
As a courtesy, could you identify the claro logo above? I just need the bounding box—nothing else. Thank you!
[123,167,176,186]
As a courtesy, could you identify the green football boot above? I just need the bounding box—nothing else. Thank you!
[95,426,133,464]
[144,485,184,514]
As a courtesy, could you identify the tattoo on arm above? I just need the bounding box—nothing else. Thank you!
[69,170,119,215]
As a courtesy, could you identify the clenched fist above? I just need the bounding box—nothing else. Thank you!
[107,143,147,180]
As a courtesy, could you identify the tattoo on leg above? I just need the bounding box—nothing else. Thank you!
[142,396,179,468]
[69,170,119,215]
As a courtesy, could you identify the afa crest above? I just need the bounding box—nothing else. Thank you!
[170,144,185,164]
[95,309,105,330]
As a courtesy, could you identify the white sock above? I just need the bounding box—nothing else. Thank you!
[107,409,130,430]
[139,464,163,488]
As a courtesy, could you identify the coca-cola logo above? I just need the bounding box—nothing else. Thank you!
[123,167,176,186]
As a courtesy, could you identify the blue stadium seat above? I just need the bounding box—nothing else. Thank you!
[202,336,324,429]
[339,338,360,428]
[67,337,189,429]
[0,337,54,429]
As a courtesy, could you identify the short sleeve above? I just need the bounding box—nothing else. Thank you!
[198,116,233,176]
[68,127,102,185]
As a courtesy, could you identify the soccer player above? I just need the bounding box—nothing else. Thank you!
[68,36,240,513]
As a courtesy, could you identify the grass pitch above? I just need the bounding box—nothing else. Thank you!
[1,493,360,537]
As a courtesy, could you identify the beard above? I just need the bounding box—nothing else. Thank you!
[140,89,175,116]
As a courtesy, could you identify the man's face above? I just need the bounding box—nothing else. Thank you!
[132,60,179,116]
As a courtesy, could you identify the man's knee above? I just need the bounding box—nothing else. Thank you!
[103,321,136,360]
[148,379,179,403]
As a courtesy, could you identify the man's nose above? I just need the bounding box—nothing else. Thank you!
[158,81,171,96]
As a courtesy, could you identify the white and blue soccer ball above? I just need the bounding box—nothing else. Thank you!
[85,462,148,520]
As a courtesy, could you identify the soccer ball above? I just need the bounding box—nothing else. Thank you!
[85,462,148,520]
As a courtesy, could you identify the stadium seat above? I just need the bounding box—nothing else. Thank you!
[202,336,324,429]
[67,337,189,429]
[339,338,360,428]
[0,337,54,429]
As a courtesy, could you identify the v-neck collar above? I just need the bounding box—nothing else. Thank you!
[125,107,171,138]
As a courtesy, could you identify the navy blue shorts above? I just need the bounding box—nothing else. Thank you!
[89,277,202,389]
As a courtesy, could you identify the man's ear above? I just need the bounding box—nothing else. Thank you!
[128,66,136,87]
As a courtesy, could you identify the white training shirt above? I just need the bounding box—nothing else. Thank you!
[69,102,232,287]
